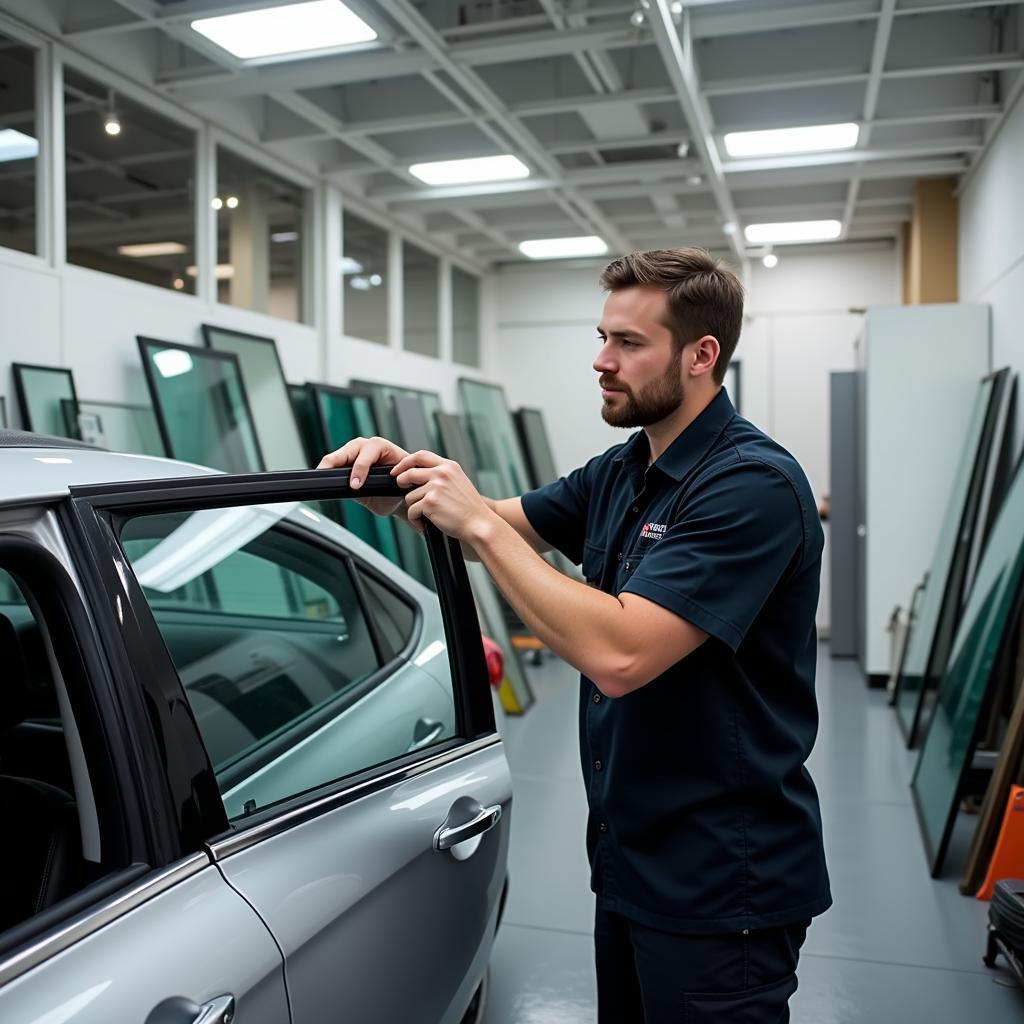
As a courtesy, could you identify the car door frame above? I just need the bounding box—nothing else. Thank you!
[64,465,499,852]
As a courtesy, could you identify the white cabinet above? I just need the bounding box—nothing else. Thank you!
[855,304,990,682]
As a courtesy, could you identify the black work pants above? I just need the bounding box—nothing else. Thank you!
[595,904,808,1023]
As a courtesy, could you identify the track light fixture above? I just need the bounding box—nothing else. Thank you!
[103,90,121,137]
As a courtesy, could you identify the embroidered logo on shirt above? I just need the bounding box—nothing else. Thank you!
[640,522,667,541]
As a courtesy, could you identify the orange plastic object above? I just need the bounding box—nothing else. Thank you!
[977,785,1024,900]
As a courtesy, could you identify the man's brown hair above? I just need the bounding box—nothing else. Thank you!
[599,247,744,385]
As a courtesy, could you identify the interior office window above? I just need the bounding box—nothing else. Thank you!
[452,267,481,368]
[216,146,308,323]
[342,210,388,345]
[402,241,439,358]
[0,35,39,256]
[64,67,195,292]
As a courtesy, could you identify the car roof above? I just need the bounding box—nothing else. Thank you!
[0,430,219,504]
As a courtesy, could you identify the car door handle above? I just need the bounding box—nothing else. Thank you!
[407,717,444,752]
[434,803,502,851]
[148,994,235,1024]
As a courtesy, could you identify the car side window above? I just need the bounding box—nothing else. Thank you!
[119,502,456,821]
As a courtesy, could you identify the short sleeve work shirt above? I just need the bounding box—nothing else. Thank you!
[521,389,831,934]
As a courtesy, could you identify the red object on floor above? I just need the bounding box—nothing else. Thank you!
[481,635,504,689]
[978,785,1024,900]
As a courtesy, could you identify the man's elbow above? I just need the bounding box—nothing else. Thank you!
[591,658,648,699]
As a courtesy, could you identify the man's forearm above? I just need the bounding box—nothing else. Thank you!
[468,513,634,691]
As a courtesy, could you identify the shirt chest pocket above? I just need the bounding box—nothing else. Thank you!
[582,542,605,586]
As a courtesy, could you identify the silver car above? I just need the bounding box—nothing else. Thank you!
[0,432,511,1024]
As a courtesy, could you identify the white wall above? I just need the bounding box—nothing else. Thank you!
[486,246,900,632]
[961,87,1024,456]
[1,249,487,433]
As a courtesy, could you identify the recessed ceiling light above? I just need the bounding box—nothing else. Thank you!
[762,253,779,269]
[191,1,377,61]
[724,122,859,158]
[338,256,364,275]
[0,128,38,163]
[225,195,240,209]
[409,155,530,186]
[519,236,608,260]
[117,241,187,258]
[186,263,235,279]
[744,220,842,244]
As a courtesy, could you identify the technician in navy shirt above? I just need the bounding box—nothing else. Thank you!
[322,247,831,1023]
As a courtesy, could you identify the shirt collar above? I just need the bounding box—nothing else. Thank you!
[613,388,736,484]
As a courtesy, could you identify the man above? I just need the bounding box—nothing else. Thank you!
[320,247,830,1022]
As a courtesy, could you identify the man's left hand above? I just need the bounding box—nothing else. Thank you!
[392,451,497,542]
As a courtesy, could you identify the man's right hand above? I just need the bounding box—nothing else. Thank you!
[318,435,410,517]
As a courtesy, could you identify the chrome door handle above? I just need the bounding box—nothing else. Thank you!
[148,995,235,1024]
[434,804,502,851]
[193,996,236,1024]
[407,718,444,752]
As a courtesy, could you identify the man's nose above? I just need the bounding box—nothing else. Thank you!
[593,343,617,374]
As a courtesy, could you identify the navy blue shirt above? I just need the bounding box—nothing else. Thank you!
[521,389,831,934]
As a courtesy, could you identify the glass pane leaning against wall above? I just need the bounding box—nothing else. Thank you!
[119,499,454,819]
[403,241,439,358]
[452,268,481,368]
[216,146,308,322]
[342,211,388,344]
[64,66,195,292]
[0,35,38,256]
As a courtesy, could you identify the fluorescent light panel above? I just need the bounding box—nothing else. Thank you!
[724,122,859,158]
[519,236,608,260]
[117,241,187,258]
[744,220,842,244]
[0,128,38,162]
[191,1,376,61]
[186,263,235,279]
[409,154,529,186]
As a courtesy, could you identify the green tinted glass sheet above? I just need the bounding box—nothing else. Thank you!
[13,364,77,437]
[311,385,401,566]
[911,454,1024,874]
[289,384,325,467]
[60,398,166,455]
[514,407,559,488]
[202,326,307,470]
[349,379,442,451]
[459,379,530,499]
[896,376,996,742]
[138,338,264,473]
[467,561,534,713]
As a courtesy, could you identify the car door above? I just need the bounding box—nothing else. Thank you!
[67,466,512,1024]
[0,518,288,1024]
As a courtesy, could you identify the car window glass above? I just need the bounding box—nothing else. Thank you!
[119,502,456,821]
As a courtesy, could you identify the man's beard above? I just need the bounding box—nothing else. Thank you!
[600,356,684,428]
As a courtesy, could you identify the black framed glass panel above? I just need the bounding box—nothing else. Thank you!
[911,452,1024,876]
[0,34,38,256]
[514,407,559,489]
[452,267,481,368]
[12,364,78,436]
[349,379,443,452]
[216,146,308,322]
[0,397,7,429]
[202,325,307,470]
[435,412,479,483]
[342,211,388,345]
[309,384,402,567]
[895,371,1013,746]
[64,66,195,292]
[60,398,166,455]
[402,241,439,358]
[458,378,531,499]
[138,337,264,472]
[289,384,325,468]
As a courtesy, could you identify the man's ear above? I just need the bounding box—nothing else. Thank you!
[689,335,721,379]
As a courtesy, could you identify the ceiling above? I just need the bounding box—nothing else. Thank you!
[4,0,1024,265]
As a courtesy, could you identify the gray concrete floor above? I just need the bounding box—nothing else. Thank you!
[483,647,1024,1023]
